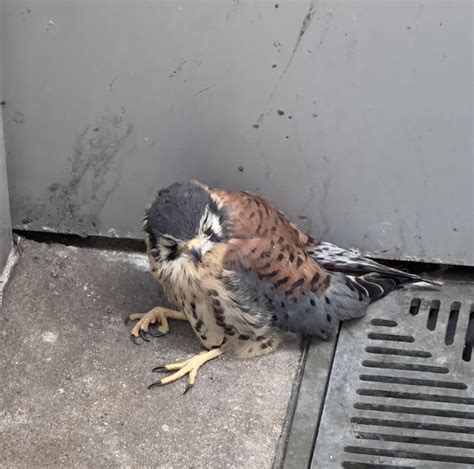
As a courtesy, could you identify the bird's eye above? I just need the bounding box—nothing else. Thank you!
[161,236,177,248]
[204,227,221,243]
[160,236,179,261]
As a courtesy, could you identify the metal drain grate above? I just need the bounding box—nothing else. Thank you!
[311,281,474,468]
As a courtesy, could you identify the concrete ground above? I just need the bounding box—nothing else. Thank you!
[0,239,302,469]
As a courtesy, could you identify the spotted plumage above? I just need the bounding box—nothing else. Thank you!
[130,180,440,390]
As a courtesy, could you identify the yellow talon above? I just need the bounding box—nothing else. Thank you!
[149,348,224,391]
[127,307,187,337]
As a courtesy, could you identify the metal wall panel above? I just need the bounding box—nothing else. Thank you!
[1,1,473,264]
[0,0,13,274]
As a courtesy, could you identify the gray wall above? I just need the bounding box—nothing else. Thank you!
[0,0,13,274]
[1,0,473,265]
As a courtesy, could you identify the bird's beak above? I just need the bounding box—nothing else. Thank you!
[184,239,203,263]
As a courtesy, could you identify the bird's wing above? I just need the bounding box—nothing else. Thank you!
[206,184,437,338]
[207,185,440,287]
[222,237,370,338]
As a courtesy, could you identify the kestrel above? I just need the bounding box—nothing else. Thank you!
[127,181,438,392]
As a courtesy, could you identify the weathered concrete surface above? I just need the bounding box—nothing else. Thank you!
[0,240,301,468]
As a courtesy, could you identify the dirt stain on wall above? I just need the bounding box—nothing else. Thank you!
[21,109,134,236]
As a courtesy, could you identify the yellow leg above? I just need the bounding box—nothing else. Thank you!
[149,348,224,393]
[127,307,187,339]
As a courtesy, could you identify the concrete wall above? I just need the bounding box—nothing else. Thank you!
[1,0,473,265]
[0,0,13,274]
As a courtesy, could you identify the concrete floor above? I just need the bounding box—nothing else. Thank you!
[0,239,302,469]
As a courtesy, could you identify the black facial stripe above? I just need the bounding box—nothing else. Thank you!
[166,245,179,261]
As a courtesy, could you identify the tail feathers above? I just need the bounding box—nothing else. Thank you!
[308,241,442,288]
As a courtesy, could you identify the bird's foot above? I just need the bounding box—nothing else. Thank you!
[125,307,187,345]
[148,348,224,393]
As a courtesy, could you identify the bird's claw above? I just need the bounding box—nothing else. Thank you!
[152,365,169,373]
[183,382,194,395]
[147,375,194,394]
[125,307,179,344]
[139,329,150,342]
[147,380,165,389]
[129,334,143,346]
[147,349,223,392]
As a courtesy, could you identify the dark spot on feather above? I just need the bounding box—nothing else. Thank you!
[310,298,316,306]
[277,253,285,261]
[224,329,235,336]
[200,334,207,340]
[239,334,250,340]
[195,320,204,332]
[277,237,284,244]
[322,276,331,289]
[271,226,277,233]
[265,270,279,279]
[292,278,304,289]
[250,212,256,219]
[285,278,305,296]
[261,343,269,349]
[327,313,332,323]
[310,272,321,288]
[256,335,264,341]
[296,257,303,268]
[251,248,257,254]
[280,301,286,308]
[325,296,331,305]
[289,252,295,262]
[212,298,221,307]
[275,276,289,288]
[208,289,219,297]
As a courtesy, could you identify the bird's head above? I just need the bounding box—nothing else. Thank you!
[144,181,227,265]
